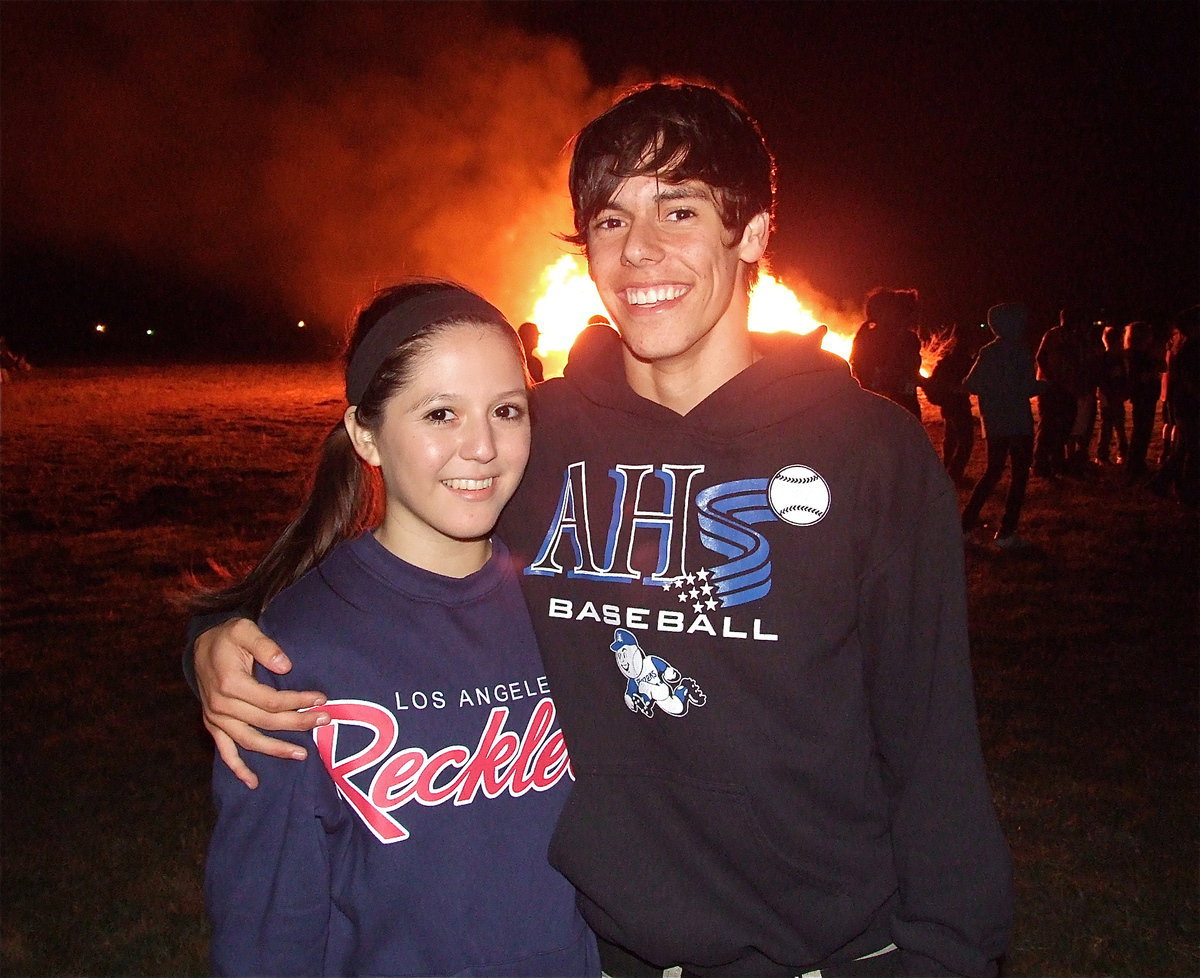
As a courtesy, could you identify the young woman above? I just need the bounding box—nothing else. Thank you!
[198,281,599,977]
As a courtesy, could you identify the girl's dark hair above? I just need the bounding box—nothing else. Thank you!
[190,280,527,619]
[564,80,776,287]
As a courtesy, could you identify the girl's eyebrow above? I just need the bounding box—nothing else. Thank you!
[411,388,529,409]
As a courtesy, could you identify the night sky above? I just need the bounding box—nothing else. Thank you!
[2,1,1196,362]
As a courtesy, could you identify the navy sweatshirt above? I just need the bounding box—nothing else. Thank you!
[963,312,1045,440]
[205,533,599,977]
[499,326,1013,977]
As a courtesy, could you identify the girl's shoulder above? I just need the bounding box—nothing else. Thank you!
[261,540,362,635]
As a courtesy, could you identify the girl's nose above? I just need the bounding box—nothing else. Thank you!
[460,416,498,462]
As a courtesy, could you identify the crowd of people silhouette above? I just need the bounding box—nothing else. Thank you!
[932,301,1198,544]
[842,293,1197,548]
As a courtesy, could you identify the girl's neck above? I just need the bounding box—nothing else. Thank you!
[373,526,492,579]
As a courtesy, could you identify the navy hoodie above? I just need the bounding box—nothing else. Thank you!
[499,326,1012,977]
[963,306,1045,440]
[205,533,599,977]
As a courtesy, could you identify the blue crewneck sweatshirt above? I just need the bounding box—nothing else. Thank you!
[206,532,599,977]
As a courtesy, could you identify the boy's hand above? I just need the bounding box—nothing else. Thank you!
[196,618,330,789]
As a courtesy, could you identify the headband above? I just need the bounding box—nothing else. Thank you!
[345,289,511,404]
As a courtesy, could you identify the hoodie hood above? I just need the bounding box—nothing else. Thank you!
[986,302,1028,342]
[559,323,858,440]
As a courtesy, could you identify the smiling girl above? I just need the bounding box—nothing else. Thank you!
[198,281,598,977]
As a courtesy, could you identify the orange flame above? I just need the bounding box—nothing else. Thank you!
[524,255,851,378]
[527,256,609,379]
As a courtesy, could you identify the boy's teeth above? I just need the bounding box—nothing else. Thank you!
[444,478,493,490]
[627,285,686,305]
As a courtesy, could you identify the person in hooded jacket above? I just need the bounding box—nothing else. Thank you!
[960,303,1047,550]
[187,81,1013,978]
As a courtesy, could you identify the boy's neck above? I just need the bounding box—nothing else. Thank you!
[621,322,758,416]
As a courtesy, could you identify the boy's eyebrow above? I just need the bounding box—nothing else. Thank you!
[652,183,713,205]
[598,181,715,213]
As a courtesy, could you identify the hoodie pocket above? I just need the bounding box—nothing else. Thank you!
[549,771,888,967]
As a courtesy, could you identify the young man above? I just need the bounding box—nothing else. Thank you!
[190,81,1012,977]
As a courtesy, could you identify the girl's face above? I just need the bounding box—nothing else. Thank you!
[347,324,530,577]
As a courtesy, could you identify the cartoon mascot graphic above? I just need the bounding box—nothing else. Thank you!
[610,628,707,718]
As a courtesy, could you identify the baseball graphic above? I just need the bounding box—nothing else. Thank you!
[768,465,830,526]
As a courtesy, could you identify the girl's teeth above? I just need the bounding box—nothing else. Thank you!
[444,478,493,490]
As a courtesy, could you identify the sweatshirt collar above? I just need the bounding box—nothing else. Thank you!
[344,531,512,607]
[560,324,855,438]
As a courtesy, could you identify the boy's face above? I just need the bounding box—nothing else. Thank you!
[585,174,768,372]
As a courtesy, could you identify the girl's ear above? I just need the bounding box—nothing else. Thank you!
[344,406,381,467]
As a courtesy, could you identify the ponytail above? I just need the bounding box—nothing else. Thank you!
[189,420,381,619]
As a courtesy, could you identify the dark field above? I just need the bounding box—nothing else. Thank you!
[2,365,1196,976]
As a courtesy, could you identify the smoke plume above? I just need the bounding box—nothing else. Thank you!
[1,3,612,332]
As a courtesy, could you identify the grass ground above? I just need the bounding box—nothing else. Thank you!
[2,364,1196,976]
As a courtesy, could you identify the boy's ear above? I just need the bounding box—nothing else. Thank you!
[344,406,381,467]
[737,210,771,264]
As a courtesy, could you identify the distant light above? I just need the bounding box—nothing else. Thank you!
[297,320,306,329]
[145,329,155,336]
[95,323,107,334]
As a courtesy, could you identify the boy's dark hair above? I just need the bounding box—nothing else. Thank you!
[565,80,776,282]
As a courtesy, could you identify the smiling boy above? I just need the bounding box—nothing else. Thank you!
[580,175,767,412]
[191,81,1012,977]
